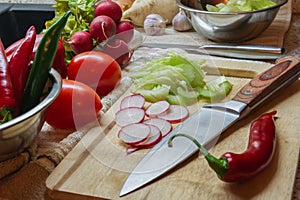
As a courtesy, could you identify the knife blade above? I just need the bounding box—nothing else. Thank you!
[140,43,285,60]
[120,56,300,196]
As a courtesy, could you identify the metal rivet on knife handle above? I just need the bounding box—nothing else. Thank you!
[233,56,300,107]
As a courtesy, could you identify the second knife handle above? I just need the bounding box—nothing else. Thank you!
[233,56,300,108]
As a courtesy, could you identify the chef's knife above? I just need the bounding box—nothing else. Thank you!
[140,43,285,60]
[120,56,300,196]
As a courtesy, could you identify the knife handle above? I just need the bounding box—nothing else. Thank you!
[233,56,300,108]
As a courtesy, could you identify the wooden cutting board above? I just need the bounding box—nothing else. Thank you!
[46,55,300,200]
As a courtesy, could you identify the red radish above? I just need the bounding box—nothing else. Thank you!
[145,100,170,118]
[157,104,189,123]
[90,15,116,43]
[116,21,134,43]
[143,118,172,137]
[68,30,94,54]
[118,123,150,145]
[102,38,133,67]
[94,0,123,23]
[115,107,145,127]
[120,94,145,109]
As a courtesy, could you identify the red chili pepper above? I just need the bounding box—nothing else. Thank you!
[5,34,67,78]
[5,34,43,62]
[52,39,67,78]
[168,110,277,182]
[0,39,17,123]
[8,26,36,111]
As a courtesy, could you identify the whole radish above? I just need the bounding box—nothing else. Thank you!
[68,30,94,54]
[90,15,116,43]
[116,21,134,43]
[94,0,123,23]
[102,38,132,67]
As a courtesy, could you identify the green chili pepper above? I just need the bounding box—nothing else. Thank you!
[21,11,71,114]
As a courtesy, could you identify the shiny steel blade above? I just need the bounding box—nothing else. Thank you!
[140,43,285,60]
[120,100,247,196]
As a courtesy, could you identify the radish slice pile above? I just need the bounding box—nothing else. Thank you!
[115,107,145,127]
[120,94,145,109]
[145,100,170,118]
[115,94,189,153]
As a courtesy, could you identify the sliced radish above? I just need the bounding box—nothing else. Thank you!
[115,107,145,127]
[118,123,150,145]
[126,124,162,154]
[143,118,172,137]
[157,104,189,123]
[145,100,170,118]
[133,125,162,148]
[120,94,145,109]
[126,147,138,154]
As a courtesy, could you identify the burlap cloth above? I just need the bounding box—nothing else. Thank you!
[1,1,300,199]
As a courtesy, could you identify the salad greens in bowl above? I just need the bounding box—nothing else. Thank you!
[177,0,288,42]
[206,0,277,12]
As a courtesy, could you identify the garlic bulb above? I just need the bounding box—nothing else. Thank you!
[172,10,192,32]
[143,14,167,36]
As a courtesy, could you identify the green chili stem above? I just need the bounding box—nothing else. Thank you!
[168,133,229,179]
[0,108,13,124]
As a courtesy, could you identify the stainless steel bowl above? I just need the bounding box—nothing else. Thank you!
[0,69,62,162]
[176,0,288,42]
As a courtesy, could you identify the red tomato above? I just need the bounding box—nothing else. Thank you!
[46,79,103,129]
[67,51,122,97]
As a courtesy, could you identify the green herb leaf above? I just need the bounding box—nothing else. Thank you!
[43,0,96,64]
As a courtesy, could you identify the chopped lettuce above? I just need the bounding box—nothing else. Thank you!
[130,53,232,106]
[206,0,277,12]
[134,85,171,103]
[251,0,277,10]
[199,76,232,100]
